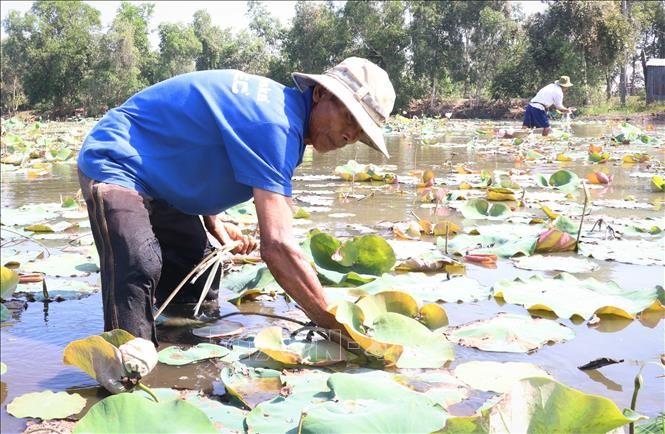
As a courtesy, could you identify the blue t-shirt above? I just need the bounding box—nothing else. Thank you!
[78,70,312,215]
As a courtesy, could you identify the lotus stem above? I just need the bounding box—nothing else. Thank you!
[575,181,590,252]
[193,251,224,317]
[136,382,160,403]
[0,227,51,256]
[42,275,48,300]
[629,367,643,434]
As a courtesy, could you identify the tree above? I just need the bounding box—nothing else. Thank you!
[157,22,202,80]
[338,1,410,108]
[4,1,101,115]
[1,10,32,114]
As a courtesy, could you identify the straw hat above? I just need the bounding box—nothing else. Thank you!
[292,57,395,158]
[555,75,573,87]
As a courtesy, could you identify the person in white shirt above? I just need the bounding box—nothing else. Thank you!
[523,75,576,136]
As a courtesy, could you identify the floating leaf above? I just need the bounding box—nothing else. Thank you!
[191,320,244,339]
[454,361,551,394]
[308,231,396,275]
[7,391,86,420]
[652,175,664,191]
[536,170,580,192]
[443,233,536,258]
[0,362,6,375]
[1,266,19,299]
[254,326,352,366]
[486,187,516,201]
[586,171,613,185]
[461,199,511,220]
[23,253,99,277]
[446,313,574,353]
[512,255,598,273]
[356,274,490,303]
[158,343,230,366]
[0,304,10,322]
[493,273,663,320]
[535,228,576,252]
[486,377,645,433]
[220,365,283,409]
[331,292,454,368]
[73,393,216,433]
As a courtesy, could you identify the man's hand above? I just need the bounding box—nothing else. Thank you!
[203,216,257,254]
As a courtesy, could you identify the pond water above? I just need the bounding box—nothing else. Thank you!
[1,118,664,432]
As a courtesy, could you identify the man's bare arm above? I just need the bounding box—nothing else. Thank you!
[253,187,343,332]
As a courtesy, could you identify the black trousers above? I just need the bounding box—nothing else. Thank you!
[79,170,219,345]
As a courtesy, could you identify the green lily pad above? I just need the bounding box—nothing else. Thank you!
[332,292,454,368]
[222,199,257,224]
[486,377,645,433]
[222,264,283,295]
[453,361,552,393]
[308,230,396,275]
[494,273,663,320]
[357,274,490,303]
[158,343,230,366]
[442,233,536,258]
[17,279,97,301]
[191,320,245,339]
[72,393,216,433]
[512,255,598,273]
[299,399,447,434]
[461,199,512,220]
[446,313,575,353]
[7,390,86,420]
[220,365,283,409]
[245,371,333,433]
[316,267,376,287]
[23,253,99,277]
[536,170,580,192]
[579,238,664,266]
[254,326,353,366]
[1,266,19,300]
[0,304,10,322]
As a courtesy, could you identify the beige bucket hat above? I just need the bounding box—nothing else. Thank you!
[292,57,396,158]
[555,75,573,87]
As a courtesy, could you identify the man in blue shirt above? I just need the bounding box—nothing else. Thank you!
[78,57,395,345]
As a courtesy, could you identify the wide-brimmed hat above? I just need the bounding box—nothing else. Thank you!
[555,75,573,87]
[292,57,395,158]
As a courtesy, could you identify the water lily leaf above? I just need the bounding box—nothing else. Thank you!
[535,229,576,252]
[0,304,10,322]
[493,273,663,320]
[443,233,536,258]
[300,399,447,434]
[579,238,664,266]
[25,220,76,233]
[446,313,574,353]
[0,362,6,375]
[356,274,490,303]
[245,371,333,433]
[553,215,579,234]
[652,175,664,191]
[63,335,125,385]
[222,199,257,224]
[0,204,58,226]
[395,250,465,273]
[99,329,135,347]
[486,377,645,433]
[512,255,598,273]
[7,391,86,420]
[254,326,352,366]
[316,267,376,287]
[486,187,516,201]
[23,253,99,277]
[158,343,230,366]
[453,361,552,393]
[334,160,374,181]
[191,320,244,339]
[222,264,282,294]
[309,231,396,275]
[72,393,216,433]
[461,199,511,220]
[635,414,665,434]
[17,278,96,301]
[220,365,283,409]
[394,370,469,408]
[1,266,19,299]
[536,170,580,192]
[185,394,247,433]
[332,294,454,368]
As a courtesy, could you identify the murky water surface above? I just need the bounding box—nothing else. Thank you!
[1,119,664,432]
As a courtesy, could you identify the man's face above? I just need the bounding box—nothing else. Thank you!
[306,85,363,153]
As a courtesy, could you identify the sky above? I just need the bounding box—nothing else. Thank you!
[1,1,548,49]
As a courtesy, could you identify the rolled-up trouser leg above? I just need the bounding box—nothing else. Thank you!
[79,170,162,345]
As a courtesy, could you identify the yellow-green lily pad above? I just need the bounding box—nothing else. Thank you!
[7,390,86,420]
